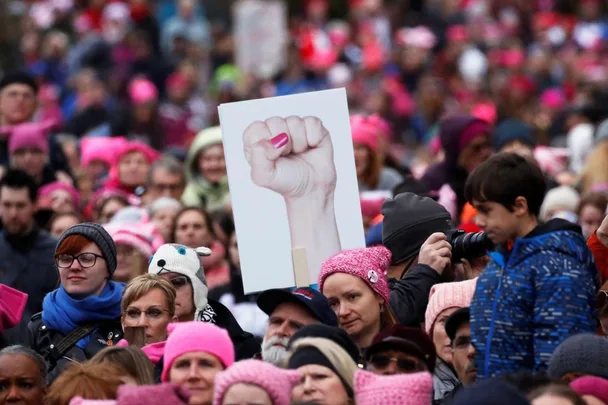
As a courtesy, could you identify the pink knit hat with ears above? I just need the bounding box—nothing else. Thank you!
[354,370,433,405]
[161,322,235,383]
[424,278,478,334]
[213,360,300,405]
[318,246,392,304]
[351,115,380,152]
[80,136,128,168]
[3,120,56,155]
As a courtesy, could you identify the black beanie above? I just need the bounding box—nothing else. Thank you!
[288,324,361,364]
[382,192,453,265]
[0,71,38,94]
[57,222,117,275]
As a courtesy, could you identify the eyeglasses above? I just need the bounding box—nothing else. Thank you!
[124,308,169,321]
[168,276,191,289]
[453,336,473,351]
[56,253,105,268]
[368,355,426,372]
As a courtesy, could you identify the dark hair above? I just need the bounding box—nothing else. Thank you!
[464,153,546,216]
[172,207,216,243]
[147,155,186,186]
[577,192,608,216]
[0,71,38,94]
[0,168,39,202]
[528,383,587,405]
[392,175,436,200]
[47,212,82,232]
[211,210,235,239]
[501,371,556,395]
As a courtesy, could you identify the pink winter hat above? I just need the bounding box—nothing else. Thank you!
[128,78,158,104]
[117,384,190,405]
[354,370,433,405]
[39,181,81,210]
[425,278,478,334]
[0,284,28,333]
[570,376,608,405]
[161,322,235,382]
[351,115,380,152]
[213,360,300,405]
[80,136,128,168]
[69,397,115,405]
[319,246,392,304]
[5,121,54,155]
[105,221,164,257]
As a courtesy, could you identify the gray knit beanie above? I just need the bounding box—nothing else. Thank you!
[56,222,117,275]
[548,334,608,380]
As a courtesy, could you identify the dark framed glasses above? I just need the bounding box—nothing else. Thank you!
[368,355,426,372]
[56,253,105,268]
[168,275,191,289]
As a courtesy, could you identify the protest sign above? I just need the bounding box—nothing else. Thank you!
[233,0,287,80]
[219,88,365,293]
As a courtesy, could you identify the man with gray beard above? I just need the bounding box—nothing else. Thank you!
[257,287,337,366]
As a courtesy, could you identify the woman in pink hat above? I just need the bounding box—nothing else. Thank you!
[212,360,299,405]
[354,369,433,405]
[38,181,81,214]
[162,322,235,405]
[318,246,397,351]
[103,141,160,196]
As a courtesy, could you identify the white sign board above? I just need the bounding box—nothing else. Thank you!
[233,0,288,80]
[219,88,365,293]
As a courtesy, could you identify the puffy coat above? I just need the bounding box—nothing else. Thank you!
[471,219,598,379]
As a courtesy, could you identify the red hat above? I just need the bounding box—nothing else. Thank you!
[166,72,189,90]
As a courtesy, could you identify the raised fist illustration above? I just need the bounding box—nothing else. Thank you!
[243,116,337,200]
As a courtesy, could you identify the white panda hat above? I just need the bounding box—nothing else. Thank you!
[148,243,212,321]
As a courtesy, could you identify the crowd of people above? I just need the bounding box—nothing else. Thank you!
[1,0,608,404]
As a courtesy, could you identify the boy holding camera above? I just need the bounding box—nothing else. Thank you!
[464,153,597,379]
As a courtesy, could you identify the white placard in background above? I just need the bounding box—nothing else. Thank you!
[219,88,365,293]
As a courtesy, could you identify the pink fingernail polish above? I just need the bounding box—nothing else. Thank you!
[270,133,288,149]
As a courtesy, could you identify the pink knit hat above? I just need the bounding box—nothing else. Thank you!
[105,222,163,257]
[213,360,300,405]
[570,376,608,405]
[69,398,116,405]
[0,284,28,333]
[354,370,433,405]
[424,278,478,334]
[128,78,158,104]
[117,384,190,405]
[80,136,128,168]
[38,181,81,210]
[4,121,54,155]
[318,246,392,304]
[351,115,380,152]
[161,322,235,382]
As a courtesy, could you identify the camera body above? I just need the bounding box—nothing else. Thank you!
[445,229,494,263]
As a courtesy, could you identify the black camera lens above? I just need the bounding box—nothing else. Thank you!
[450,231,494,262]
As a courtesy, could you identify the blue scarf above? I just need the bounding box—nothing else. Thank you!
[42,281,125,349]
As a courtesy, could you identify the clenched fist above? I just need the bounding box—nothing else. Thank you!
[243,116,337,200]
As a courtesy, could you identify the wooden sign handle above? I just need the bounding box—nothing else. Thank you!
[292,247,309,287]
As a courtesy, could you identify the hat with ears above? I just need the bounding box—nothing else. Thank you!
[351,115,380,152]
[213,360,300,405]
[354,370,433,405]
[161,322,235,382]
[80,136,128,168]
[424,278,478,334]
[318,246,391,304]
[4,121,56,155]
[0,284,28,333]
[148,244,212,321]
[38,181,81,210]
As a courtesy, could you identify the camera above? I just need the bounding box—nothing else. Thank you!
[445,229,494,263]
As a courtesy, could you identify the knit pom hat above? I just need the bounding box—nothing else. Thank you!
[548,333,608,380]
[318,246,391,304]
[570,376,608,404]
[354,370,433,405]
[213,360,300,405]
[161,322,235,382]
[57,222,118,275]
[424,278,477,334]
[148,244,211,321]
[539,186,580,221]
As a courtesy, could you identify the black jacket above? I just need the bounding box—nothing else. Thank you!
[27,313,123,383]
[389,264,442,326]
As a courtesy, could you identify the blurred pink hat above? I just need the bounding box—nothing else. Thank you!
[395,26,436,49]
[69,397,115,405]
[571,376,608,405]
[354,370,433,405]
[308,48,338,70]
[328,21,350,47]
[166,72,189,90]
[80,136,128,168]
[128,78,158,104]
[533,146,569,177]
[425,278,478,333]
[501,49,525,67]
[351,115,380,152]
[367,114,392,142]
[39,181,81,210]
[447,25,468,42]
[0,284,28,333]
[114,140,161,165]
[4,121,55,155]
[471,102,497,125]
[540,88,566,110]
[362,41,386,72]
[106,221,164,257]
[361,197,385,218]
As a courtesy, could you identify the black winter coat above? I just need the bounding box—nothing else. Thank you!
[27,313,123,383]
[389,264,442,326]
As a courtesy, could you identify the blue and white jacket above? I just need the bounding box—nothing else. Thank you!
[471,219,598,379]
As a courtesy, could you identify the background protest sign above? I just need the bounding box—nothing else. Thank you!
[233,0,288,80]
[219,88,365,293]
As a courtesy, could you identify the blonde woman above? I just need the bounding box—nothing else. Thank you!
[578,142,608,194]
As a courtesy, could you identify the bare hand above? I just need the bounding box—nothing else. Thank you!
[597,215,608,248]
[243,116,337,200]
[418,232,452,275]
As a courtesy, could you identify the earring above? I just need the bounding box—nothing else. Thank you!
[379,305,384,313]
